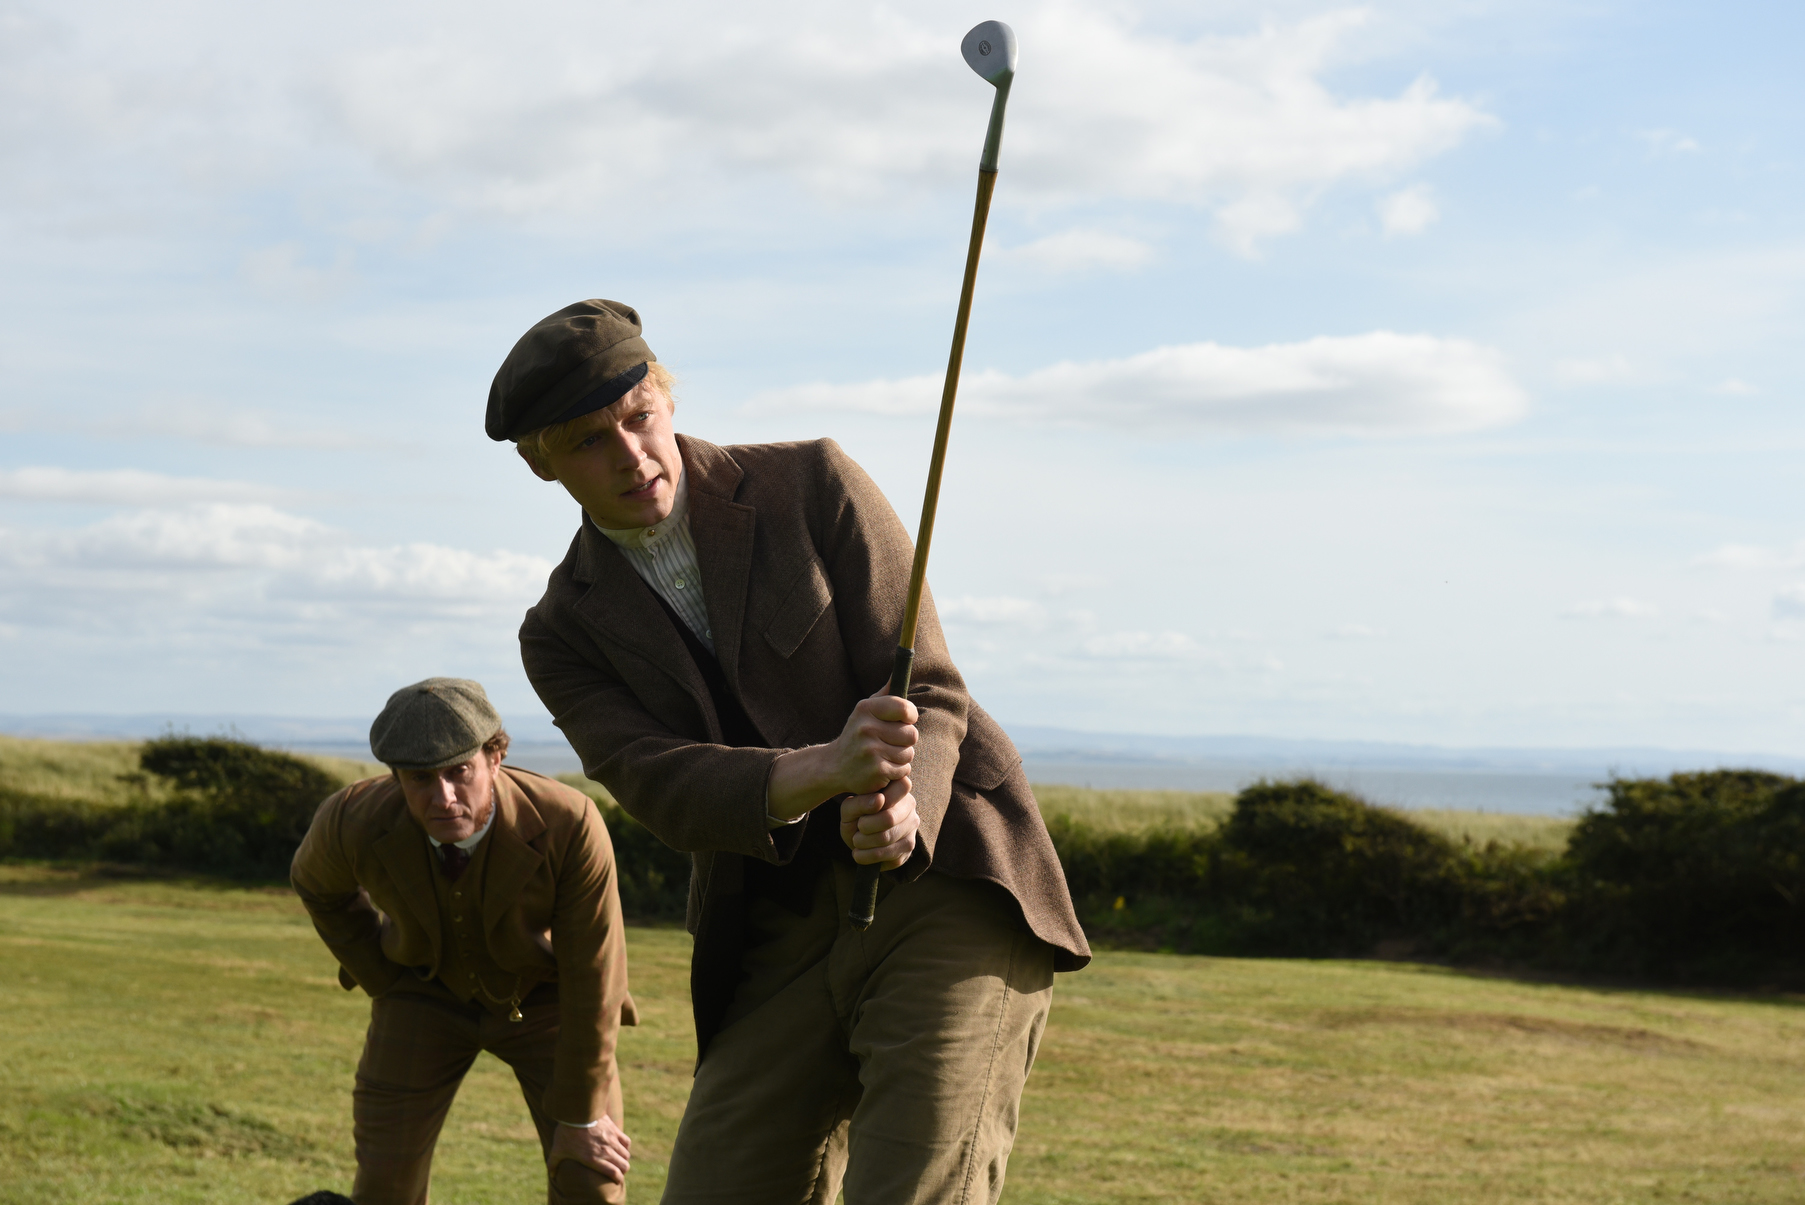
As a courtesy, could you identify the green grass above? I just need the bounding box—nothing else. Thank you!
[0,734,176,806]
[3,863,1802,1204]
[1032,784,1235,833]
[0,733,382,808]
[1409,807,1575,852]
[1030,782,1574,852]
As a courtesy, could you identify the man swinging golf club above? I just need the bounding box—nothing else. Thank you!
[492,22,1087,1204]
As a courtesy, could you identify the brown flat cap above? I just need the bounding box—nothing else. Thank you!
[369,677,503,770]
[487,299,657,441]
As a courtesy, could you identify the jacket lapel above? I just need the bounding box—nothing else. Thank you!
[482,776,546,935]
[372,817,442,969]
[682,436,756,695]
[571,509,714,720]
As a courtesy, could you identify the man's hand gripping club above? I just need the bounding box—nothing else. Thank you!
[768,687,921,870]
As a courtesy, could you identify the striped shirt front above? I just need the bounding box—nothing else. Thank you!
[595,472,714,655]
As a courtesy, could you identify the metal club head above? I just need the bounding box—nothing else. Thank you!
[961,20,1017,86]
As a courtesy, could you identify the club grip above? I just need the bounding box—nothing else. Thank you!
[848,646,915,930]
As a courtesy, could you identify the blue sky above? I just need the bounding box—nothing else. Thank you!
[3,0,1804,753]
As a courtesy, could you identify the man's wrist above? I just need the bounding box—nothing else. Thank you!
[558,1119,600,1129]
[767,745,836,823]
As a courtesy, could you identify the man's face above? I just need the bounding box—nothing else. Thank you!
[522,377,681,530]
[397,749,501,844]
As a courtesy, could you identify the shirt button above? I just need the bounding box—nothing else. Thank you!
[674,578,686,589]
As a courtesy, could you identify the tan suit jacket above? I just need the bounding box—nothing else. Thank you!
[519,435,1088,1045]
[291,765,634,1125]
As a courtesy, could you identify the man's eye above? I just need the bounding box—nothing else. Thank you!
[580,434,599,448]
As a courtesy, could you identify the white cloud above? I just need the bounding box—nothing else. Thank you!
[0,467,294,506]
[1640,129,1702,156]
[6,3,1494,252]
[999,229,1154,274]
[1562,597,1660,619]
[1553,354,1637,385]
[241,242,356,301]
[1696,543,1805,570]
[751,331,1527,435]
[1378,184,1438,237]
[1078,630,1216,660]
[0,504,551,633]
[937,595,1046,625]
[1712,377,1759,395]
[0,403,363,450]
[1775,586,1805,619]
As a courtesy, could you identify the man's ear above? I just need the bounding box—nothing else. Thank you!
[517,444,559,482]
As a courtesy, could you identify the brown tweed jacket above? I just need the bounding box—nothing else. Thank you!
[290,766,634,1124]
[519,435,1089,1039]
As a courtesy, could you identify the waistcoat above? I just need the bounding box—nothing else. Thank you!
[428,832,526,1017]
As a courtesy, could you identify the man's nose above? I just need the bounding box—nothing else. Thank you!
[430,777,459,811]
[615,430,647,468]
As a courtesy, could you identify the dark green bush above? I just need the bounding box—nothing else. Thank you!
[1208,779,1468,954]
[115,736,342,877]
[0,785,113,858]
[0,735,340,878]
[593,799,691,921]
[1561,770,1805,981]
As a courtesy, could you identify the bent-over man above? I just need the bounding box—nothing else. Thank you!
[488,300,1091,1204]
[291,677,636,1205]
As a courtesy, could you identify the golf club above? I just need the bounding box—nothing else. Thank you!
[849,19,1019,931]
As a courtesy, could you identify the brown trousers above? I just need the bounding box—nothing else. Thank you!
[351,986,624,1205]
[662,864,1055,1205]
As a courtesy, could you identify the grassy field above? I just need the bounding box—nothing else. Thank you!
[1030,782,1574,851]
[0,734,383,807]
[2,863,1801,1204]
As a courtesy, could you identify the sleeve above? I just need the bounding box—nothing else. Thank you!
[544,799,634,1127]
[289,785,407,997]
[811,438,970,872]
[521,603,794,862]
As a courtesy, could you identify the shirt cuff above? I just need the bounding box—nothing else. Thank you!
[764,780,807,829]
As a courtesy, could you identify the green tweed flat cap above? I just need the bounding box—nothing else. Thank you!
[486,299,657,441]
[369,677,504,771]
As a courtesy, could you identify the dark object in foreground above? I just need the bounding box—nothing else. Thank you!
[286,1192,354,1205]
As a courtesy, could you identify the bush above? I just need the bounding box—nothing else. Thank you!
[592,799,691,922]
[1562,770,1805,981]
[0,736,340,879]
[1208,779,1469,955]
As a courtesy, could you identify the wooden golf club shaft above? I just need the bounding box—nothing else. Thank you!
[848,166,1000,930]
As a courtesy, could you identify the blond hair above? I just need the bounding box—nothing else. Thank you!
[515,361,677,465]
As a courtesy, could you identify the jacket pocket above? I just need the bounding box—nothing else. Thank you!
[762,558,834,659]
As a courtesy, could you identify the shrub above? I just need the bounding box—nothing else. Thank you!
[592,799,691,922]
[118,736,342,878]
[1561,770,1805,981]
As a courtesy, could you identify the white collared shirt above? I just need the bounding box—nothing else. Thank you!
[595,472,714,655]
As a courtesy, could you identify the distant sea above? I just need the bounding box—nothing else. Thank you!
[8,714,1805,818]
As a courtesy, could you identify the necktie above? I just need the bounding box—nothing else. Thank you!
[438,843,471,882]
